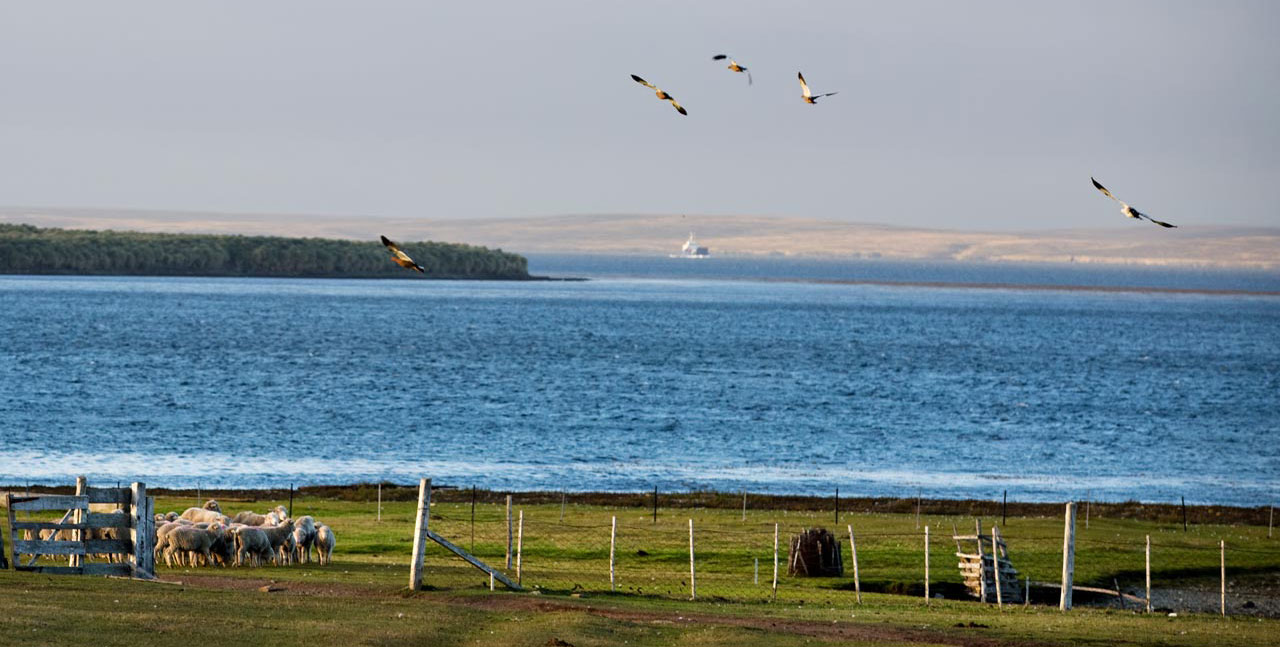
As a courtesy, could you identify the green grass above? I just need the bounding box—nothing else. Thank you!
[2,493,1277,646]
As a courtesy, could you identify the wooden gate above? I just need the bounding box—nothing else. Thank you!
[4,477,154,578]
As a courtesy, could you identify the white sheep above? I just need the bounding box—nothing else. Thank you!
[180,507,229,525]
[292,516,317,564]
[232,510,271,526]
[163,526,214,568]
[232,527,272,567]
[202,499,223,513]
[314,523,336,565]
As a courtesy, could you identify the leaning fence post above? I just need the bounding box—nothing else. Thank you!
[408,478,431,590]
[847,523,861,604]
[924,525,931,604]
[772,523,779,601]
[1060,502,1076,611]
[992,525,1003,610]
[1145,535,1152,613]
[688,518,696,600]
[609,515,617,592]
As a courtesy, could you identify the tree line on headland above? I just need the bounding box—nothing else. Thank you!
[0,224,531,279]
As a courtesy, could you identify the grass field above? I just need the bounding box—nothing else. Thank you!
[2,490,1277,646]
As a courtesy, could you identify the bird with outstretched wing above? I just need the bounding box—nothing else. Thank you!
[631,74,687,115]
[1091,178,1177,228]
[381,235,426,273]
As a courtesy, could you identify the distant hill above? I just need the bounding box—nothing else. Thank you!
[0,223,530,279]
[2,207,1277,270]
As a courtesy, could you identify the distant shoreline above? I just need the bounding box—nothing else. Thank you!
[745,276,1280,298]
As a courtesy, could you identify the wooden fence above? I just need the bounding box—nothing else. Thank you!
[4,477,154,578]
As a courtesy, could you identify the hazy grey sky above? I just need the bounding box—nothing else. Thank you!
[2,1,1277,230]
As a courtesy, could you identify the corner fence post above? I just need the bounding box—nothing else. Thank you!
[71,476,87,568]
[1060,502,1076,611]
[1220,540,1226,617]
[609,515,617,592]
[131,482,154,578]
[408,478,431,590]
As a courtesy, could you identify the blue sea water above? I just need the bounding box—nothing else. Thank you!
[0,257,1277,505]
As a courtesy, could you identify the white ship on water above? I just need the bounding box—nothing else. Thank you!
[671,232,710,258]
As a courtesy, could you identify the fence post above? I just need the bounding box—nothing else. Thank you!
[652,486,658,525]
[846,524,861,604]
[1145,535,1152,613]
[1269,505,1273,539]
[560,491,566,524]
[470,486,476,553]
[1220,540,1226,617]
[992,525,1003,610]
[131,482,154,578]
[975,519,986,603]
[754,557,759,586]
[516,510,523,585]
[408,478,431,590]
[1181,496,1187,532]
[924,525,930,604]
[772,523,779,601]
[288,483,294,520]
[71,476,87,569]
[1060,502,1076,611]
[505,495,513,569]
[742,490,747,522]
[915,490,921,530]
[609,516,616,592]
[688,518,696,600]
[377,483,382,522]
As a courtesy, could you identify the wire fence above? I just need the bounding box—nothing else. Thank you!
[414,491,1280,612]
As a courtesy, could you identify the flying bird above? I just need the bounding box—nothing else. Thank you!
[1090,178,1177,228]
[381,235,426,273]
[631,74,687,115]
[798,72,838,104]
[712,54,751,85]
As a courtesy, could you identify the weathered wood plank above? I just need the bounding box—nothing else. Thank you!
[12,521,88,532]
[14,562,132,576]
[13,539,131,556]
[424,528,522,591]
[86,488,131,505]
[10,495,88,512]
[87,512,131,529]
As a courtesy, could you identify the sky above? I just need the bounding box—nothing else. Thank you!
[1,0,1277,231]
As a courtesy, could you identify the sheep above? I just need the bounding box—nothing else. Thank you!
[163,526,214,568]
[165,511,179,521]
[292,516,317,564]
[202,499,222,513]
[232,526,272,567]
[314,523,336,565]
[208,524,236,567]
[232,510,271,526]
[180,507,229,525]
[278,532,296,566]
[257,520,295,565]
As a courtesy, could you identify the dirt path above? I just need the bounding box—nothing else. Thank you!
[164,574,1054,646]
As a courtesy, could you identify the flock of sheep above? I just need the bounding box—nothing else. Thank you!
[155,500,335,569]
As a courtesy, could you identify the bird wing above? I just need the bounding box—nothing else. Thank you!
[747,70,753,85]
[669,98,687,115]
[631,74,656,90]
[1091,177,1119,202]
[393,248,416,264]
[712,54,728,61]
[818,91,838,98]
[381,235,401,251]
[1134,209,1177,228]
[798,72,811,98]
